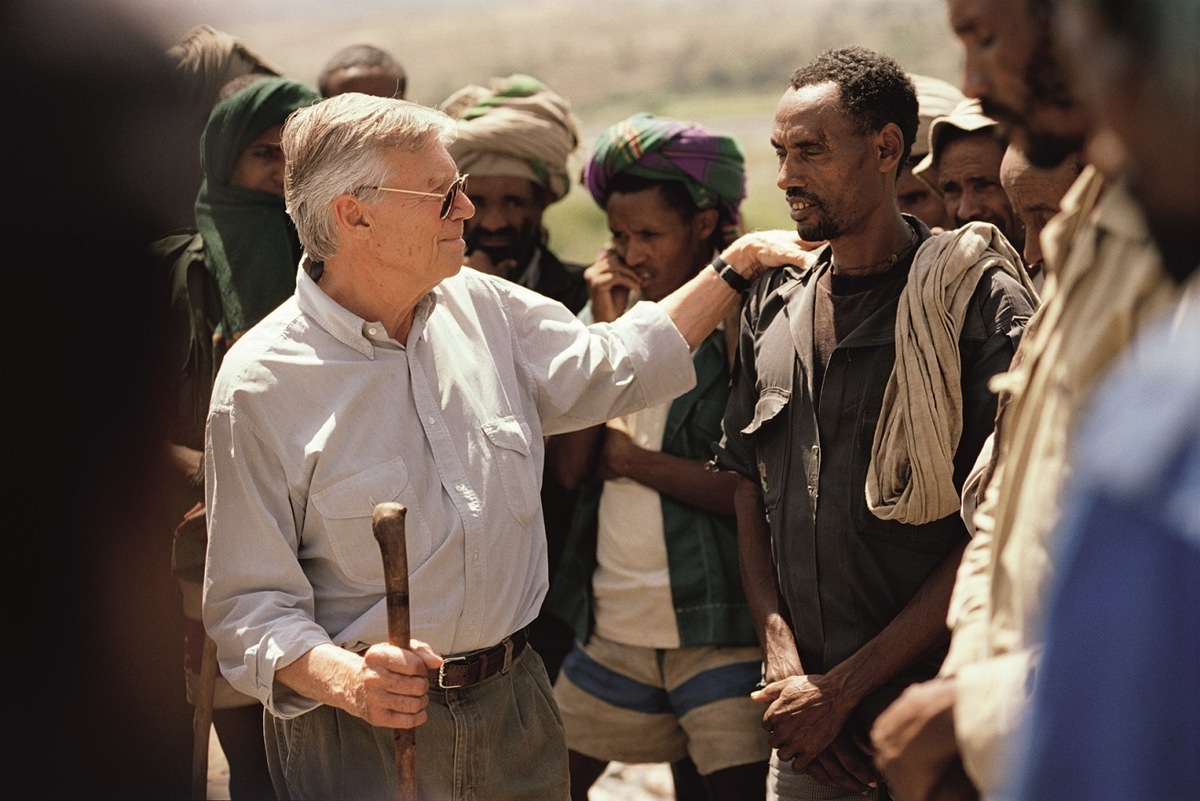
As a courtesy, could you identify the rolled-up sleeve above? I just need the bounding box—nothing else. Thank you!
[204,405,331,718]
[529,299,696,436]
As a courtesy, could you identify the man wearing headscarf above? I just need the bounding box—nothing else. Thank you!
[153,75,320,801]
[899,74,965,230]
[440,74,591,685]
[166,25,282,229]
[440,74,588,313]
[545,113,771,801]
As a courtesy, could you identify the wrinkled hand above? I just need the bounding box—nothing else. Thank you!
[870,678,962,801]
[753,673,855,778]
[805,730,881,795]
[352,639,443,729]
[584,247,640,323]
[720,230,821,280]
[596,424,639,481]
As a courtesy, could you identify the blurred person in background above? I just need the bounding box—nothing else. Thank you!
[317,43,406,99]
[999,142,1082,291]
[153,74,322,800]
[166,24,283,230]
[899,74,964,231]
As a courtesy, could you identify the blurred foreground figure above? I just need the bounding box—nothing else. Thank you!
[1013,0,1200,795]
[869,0,1183,798]
[3,0,197,796]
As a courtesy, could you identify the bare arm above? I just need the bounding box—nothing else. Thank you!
[274,641,443,730]
[759,539,967,792]
[734,475,803,681]
[545,426,604,490]
[598,425,738,516]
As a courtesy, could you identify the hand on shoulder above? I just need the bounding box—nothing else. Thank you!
[720,229,823,281]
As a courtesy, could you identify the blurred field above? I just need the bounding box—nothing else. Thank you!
[138,0,964,262]
[136,0,964,264]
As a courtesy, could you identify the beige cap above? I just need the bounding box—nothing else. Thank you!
[912,97,999,182]
[910,74,965,160]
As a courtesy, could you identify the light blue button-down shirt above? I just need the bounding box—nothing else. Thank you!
[203,264,695,717]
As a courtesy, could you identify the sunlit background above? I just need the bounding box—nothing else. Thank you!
[127,0,963,263]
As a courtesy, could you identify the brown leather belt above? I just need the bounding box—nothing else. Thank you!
[429,626,528,690]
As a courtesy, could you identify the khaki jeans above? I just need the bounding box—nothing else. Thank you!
[265,647,569,800]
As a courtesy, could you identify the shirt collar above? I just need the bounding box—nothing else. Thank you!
[295,255,442,357]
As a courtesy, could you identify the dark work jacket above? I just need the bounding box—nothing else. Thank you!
[529,246,589,316]
[547,328,757,647]
[712,218,1034,728]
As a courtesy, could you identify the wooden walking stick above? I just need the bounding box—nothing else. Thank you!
[191,634,219,800]
[372,502,417,801]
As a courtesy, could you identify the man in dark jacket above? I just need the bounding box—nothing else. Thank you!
[711,46,1035,801]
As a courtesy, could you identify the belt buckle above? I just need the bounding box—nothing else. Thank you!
[436,656,470,689]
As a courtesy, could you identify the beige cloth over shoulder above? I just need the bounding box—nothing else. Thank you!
[865,222,1036,525]
[941,166,1182,798]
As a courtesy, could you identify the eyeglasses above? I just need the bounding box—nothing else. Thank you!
[367,173,468,220]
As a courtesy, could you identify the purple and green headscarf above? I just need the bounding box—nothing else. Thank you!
[584,112,746,237]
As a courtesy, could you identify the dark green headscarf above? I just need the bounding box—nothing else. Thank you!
[195,76,319,339]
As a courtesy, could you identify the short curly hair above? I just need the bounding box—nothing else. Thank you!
[790,46,919,174]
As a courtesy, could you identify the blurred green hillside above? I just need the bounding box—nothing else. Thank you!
[155,0,965,264]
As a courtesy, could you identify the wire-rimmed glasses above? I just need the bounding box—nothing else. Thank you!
[367,173,468,219]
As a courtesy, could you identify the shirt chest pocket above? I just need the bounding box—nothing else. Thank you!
[741,387,791,512]
[482,415,538,527]
[310,456,429,585]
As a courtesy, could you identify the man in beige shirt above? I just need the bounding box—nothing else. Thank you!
[870,1,1181,799]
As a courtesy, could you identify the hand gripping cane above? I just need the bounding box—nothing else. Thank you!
[372,502,418,801]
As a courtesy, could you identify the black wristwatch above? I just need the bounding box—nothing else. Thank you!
[710,255,752,293]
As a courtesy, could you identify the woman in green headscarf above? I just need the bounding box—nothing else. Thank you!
[197,75,321,344]
[155,74,319,801]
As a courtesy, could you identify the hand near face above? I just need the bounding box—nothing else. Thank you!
[465,246,518,279]
[583,247,641,323]
[720,229,821,280]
